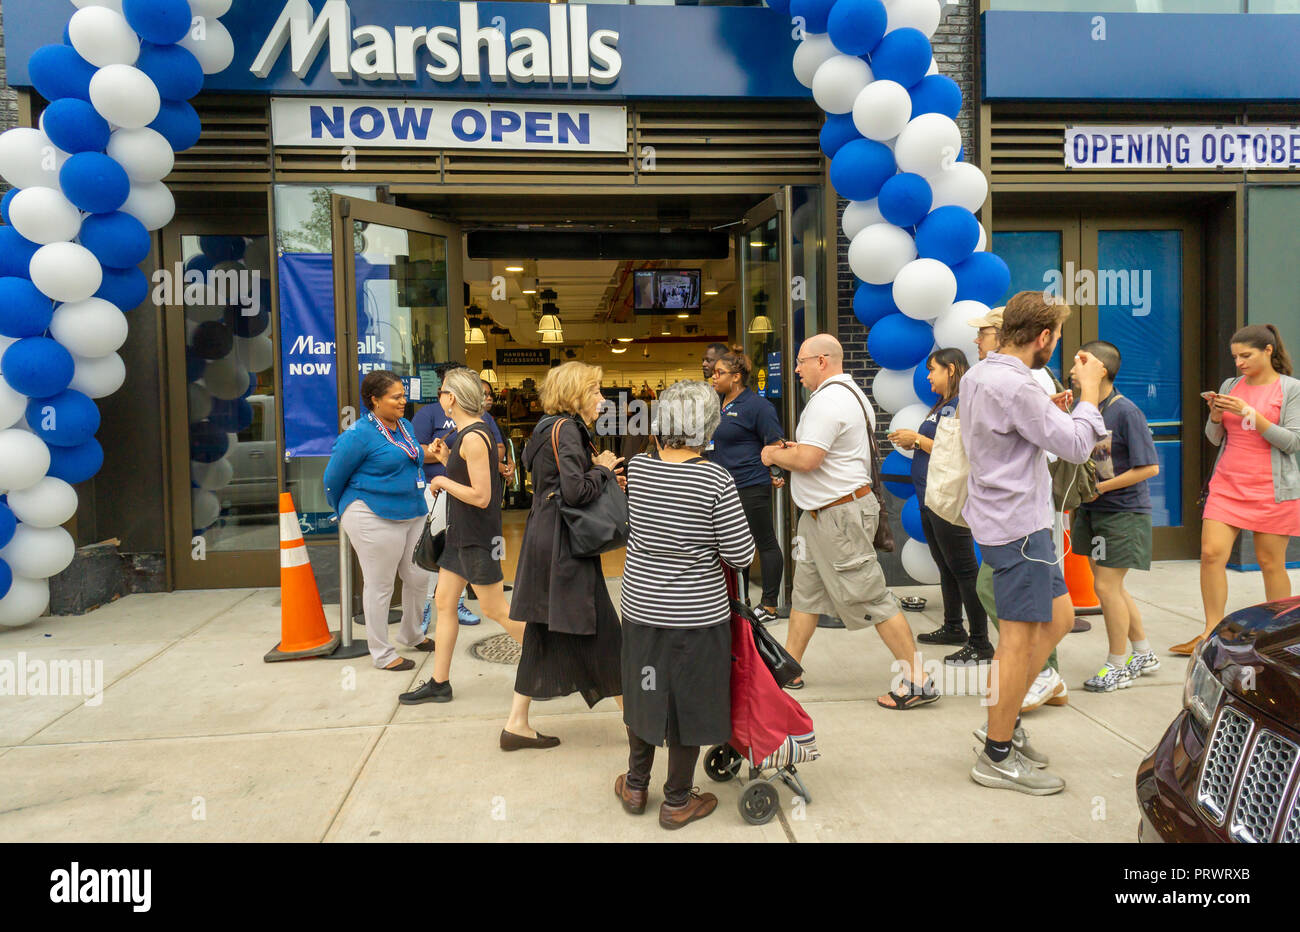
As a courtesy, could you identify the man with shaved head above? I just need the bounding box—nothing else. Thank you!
[762,335,938,709]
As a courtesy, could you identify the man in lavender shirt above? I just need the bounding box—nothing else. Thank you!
[960,291,1108,795]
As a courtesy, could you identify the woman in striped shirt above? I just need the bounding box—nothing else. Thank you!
[616,379,756,830]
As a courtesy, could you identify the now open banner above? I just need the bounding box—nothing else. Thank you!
[271,97,627,151]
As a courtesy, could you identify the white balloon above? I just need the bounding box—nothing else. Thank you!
[0,380,27,431]
[792,33,839,89]
[975,222,987,253]
[895,113,963,179]
[6,477,79,528]
[928,161,989,213]
[89,64,160,131]
[189,0,234,15]
[0,430,50,493]
[105,128,174,183]
[890,402,930,436]
[8,187,83,245]
[204,356,249,400]
[852,80,912,142]
[68,7,140,67]
[179,19,235,75]
[121,181,176,232]
[29,243,104,305]
[934,300,987,359]
[191,456,233,492]
[49,298,128,358]
[235,335,275,373]
[848,223,917,285]
[872,366,923,415]
[188,383,214,421]
[893,258,958,321]
[812,55,873,116]
[192,488,221,529]
[1,525,76,578]
[925,57,939,77]
[72,0,124,13]
[0,128,66,191]
[842,199,884,240]
[70,352,128,399]
[0,577,50,628]
[886,0,942,39]
[901,538,941,584]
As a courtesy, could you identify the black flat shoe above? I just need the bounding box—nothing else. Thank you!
[944,643,996,665]
[918,625,967,646]
[414,638,435,652]
[399,678,452,703]
[500,729,560,751]
[384,658,415,671]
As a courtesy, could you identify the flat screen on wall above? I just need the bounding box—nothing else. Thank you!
[633,269,701,312]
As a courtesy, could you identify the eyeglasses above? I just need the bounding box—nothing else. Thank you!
[796,354,827,365]
[712,368,735,377]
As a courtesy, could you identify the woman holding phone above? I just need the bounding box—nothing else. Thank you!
[1175,324,1300,655]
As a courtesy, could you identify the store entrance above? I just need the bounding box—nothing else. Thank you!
[993,209,1204,559]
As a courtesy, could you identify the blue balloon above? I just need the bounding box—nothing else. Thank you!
[913,361,941,407]
[42,98,111,154]
[135,42,205,101]
[191,321,233,360]
[0,504,15,549]
[827,0,888,56]
[1,189,17,226]
[853,281,899,328]
[59,153,131,214]
[868,27,932,87]
[25,390,101,448]
[973,542,982,564]
[830,138,896,202]
[29,44,96,102]
[122,0,194,46]
[232,308,270,339]
[1,338,75,398]
[952,252,1012,306]
[200,236,247,263]
[0,226,41,279]
[242,370,259,399]
[909,74,962,119]
[0,558,11,601]
[877,172,933,228]
[766,0,792,13]
[149,100,203,152]
[0,278,55,338]
[867,312,934,370]
[189,421,230,464]
[79,212,152,270]
[791,0,837,33]
[916,205,980,266]
[901,495,926,543]
[47,438,104,485]
[209,398,253,433]
[184,253,215,277]
[881,450,915,498]
[819,113,861,159]
[96,266,151,311]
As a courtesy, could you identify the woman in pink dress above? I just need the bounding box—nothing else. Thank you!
[1175,324,1300,654]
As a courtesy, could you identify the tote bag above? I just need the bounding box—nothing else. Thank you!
[549,418,629,557]
[924,414,970,528]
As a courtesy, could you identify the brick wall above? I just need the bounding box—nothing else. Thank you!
[0,5,18,166]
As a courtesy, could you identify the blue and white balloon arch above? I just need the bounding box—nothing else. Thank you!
[778,0,1011,583]
[0,0,234,626]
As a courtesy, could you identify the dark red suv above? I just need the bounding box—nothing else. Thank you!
[1137,596,1300,843]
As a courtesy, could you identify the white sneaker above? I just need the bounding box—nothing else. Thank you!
[1021,667,1066,712]
[1127,649,1160,677]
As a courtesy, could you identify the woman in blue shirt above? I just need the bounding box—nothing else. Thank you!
[888,348,991,665]
[323,370,435,671]
[708,345,785,625]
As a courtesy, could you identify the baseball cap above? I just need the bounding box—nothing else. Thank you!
[967,306,1004,329]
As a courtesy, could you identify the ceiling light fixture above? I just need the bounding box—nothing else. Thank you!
[748,314,774,335]
[537,314,563,333]
[505,265,524,272]
[480,361,498,386]
[541,330,564,343]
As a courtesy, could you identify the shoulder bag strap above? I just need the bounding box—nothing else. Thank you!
[826,381,884,491]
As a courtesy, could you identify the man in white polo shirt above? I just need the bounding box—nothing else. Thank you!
[762,334,938,709]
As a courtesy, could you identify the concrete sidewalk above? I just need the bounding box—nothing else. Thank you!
[0,561,1285,842]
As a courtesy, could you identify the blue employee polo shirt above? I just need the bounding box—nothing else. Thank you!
[707,388,784,490]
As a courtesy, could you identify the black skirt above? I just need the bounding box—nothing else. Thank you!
[437,544,503,586]
[515,587,622,707]
[621,620,731,748]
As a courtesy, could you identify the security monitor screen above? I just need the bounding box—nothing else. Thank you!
[633,269,701,312]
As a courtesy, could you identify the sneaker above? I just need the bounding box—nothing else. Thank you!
[970,748,1065,796]
[974,722,1049,768]
[918,624,967,646]
[1083,662,1133,693]
[1021,667,1066,711]
[399,678,453,704]
[1127,649,1160,678]
[944,643,995,666]
[753,606,778,627]
[457,598,481,626]
[1045,680,1069,706]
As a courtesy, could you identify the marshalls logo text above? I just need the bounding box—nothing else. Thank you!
[50,863,151,913]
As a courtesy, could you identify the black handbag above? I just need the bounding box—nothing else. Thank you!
[411,492,447,571]
[727,570,803,689]
[548,417,629,558]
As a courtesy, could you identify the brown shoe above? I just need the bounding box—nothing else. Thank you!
[659,789,717,830]
[500,729,560,751]
[615,773,647,815]
[1169,635,1205,656]
[383,658,415,671]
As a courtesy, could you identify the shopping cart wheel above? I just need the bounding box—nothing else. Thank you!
[704,744,739,782]
[739,781,780,825]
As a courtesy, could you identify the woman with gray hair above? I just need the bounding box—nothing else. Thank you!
[615,379,756,830]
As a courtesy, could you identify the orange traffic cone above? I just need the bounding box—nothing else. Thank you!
[1062,517,1101,612]
[264,493,340,662]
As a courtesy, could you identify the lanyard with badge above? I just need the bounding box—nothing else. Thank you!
[369,412,425,489]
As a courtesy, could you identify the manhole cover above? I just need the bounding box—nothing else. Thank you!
[470,633,520,665]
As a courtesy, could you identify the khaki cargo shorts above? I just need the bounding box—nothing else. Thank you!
[791,492,900,630]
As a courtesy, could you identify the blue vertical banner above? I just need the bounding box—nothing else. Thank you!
[277,254,340,457]
[766,350,782,398]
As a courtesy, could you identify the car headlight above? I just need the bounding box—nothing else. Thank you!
[1182,646,1225,728]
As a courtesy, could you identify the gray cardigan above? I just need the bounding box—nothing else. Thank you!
[1205,374,1300,501]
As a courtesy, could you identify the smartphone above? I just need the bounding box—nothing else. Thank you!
[1201,391,1218,401]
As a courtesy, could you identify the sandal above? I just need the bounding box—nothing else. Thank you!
[784,677,805,690]
[1169,635,1205,656]
[876,679,939,710]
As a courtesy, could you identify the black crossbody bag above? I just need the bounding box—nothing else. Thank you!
[547,416,629,557]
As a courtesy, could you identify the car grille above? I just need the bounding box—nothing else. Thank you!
[1229,731,1299,843]
[1198,706,1300,842]
[1281,792,1300,844]
[1198,708,1252,824]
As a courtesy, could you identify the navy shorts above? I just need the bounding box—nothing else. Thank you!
[978,529,1068,623]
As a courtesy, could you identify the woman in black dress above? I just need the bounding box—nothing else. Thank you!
[506,361,624,750]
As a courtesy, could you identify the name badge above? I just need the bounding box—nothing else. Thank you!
[416,476,426,490]
[705,441,715,452]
